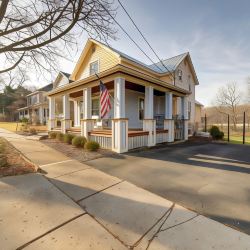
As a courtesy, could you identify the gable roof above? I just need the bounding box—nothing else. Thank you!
[71,39,199,84]
[38,83,53,92]
[60,71,71,78]
[148,53,189,73]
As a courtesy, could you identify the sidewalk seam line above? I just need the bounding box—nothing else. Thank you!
[39,159,74,167]
[51,167,92,179]
[76,180,124,203]
[16,212,86,250]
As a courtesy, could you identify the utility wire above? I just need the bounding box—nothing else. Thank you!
[99,3,166,74]
[117,0,175,80]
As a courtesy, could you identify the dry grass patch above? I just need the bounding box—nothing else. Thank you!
[0,137,36,177]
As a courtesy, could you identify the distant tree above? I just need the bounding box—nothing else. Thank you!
[0,0,116,74]
[216,82,242,131]
[0,85,31,121]
[0,68,29,91]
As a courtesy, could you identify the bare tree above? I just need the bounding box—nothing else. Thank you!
[0,68,29,90]
[216,82,242,131]
[0,0,116,75]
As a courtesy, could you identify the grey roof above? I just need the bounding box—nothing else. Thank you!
[97,40,188,74]
[148,53,189,73]
[60,71,71,78]
[38,83,53,92]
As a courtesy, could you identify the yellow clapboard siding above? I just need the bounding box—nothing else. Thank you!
[75,44,119,81]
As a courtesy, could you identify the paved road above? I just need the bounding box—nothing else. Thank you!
[85,141,250,235]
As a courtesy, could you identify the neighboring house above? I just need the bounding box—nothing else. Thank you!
[195,100,205,131]
[47,39,200,153]
[17,83,54,124]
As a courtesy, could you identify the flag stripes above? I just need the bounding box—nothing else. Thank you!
[100,81,111,118]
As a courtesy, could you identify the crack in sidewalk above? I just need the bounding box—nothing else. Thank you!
[16,213,86,250]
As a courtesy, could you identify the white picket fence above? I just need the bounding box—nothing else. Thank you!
[128,134,148,150]
[89,135,112,149]
[156,131,168,144]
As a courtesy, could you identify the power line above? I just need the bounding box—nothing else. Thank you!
[117,0,175,80]
[99,3,166,74]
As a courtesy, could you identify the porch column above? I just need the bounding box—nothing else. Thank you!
[61,94,71,133]
[48,97,56,131]
[112,77,128,153]
[73,101,79,126]
[143,86,156,146]
[176,97,182,117]
[164,92,174,142]
[77,102,81,125]
[81,88,94,138]
[182,96,189,140]
[39,107,43,124]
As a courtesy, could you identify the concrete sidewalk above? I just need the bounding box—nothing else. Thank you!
[0,128,250,250]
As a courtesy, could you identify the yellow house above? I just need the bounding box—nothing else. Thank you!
[47,39,199,153]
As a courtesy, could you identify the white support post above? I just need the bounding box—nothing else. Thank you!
[81,88,94,138]
[164,92,174,142]
[176,97,182,118]
[61,94,71,133]
[143,86,156,147]
[182,96,189,140]
[112,77,128,153]
[77,102,81,126]
[39,107,43,125]
[73,101,79,127]
[48,97,56,131]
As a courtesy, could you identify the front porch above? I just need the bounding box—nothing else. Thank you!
[48,76,188,153]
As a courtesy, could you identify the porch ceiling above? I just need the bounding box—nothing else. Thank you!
[69,81,165,98]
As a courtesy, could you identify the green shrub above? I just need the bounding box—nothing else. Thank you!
[63,133,75,144]
[85,141,100,151]
[56,132,64,142]
[209,126,224,140]
[49,131,57,139]
[72,136,86,148]
[20,117,29,123]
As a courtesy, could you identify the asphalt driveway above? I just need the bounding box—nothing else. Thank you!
[85,141,250,235]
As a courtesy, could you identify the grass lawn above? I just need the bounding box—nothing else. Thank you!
[0,122,21,132]
[224,135,250,145]
[0,122,47,132]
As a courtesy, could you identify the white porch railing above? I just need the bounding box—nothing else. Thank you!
[128,132,149,150]
[89,134,112,149]
[156,130,168,144]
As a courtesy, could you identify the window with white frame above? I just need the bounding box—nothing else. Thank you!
[92,98,99,116]
[89,60,99,76]
[178,69,182,81]
[138,97,144,120]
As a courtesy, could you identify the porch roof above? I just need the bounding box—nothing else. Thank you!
[47,64,191,97]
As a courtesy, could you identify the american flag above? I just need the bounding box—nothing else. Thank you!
[100,81,111,119]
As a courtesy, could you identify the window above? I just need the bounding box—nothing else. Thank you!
[138,98,144,120]
[188,101,191,120]
[188,75,191,91]
[92,98,99,116]
[89,60,99,75]
[178,70,182,81]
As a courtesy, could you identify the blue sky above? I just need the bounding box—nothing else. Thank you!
[37,0,250,106]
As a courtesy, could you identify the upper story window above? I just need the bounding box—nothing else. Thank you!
[89,60,99,76]
[178,69,182,81]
